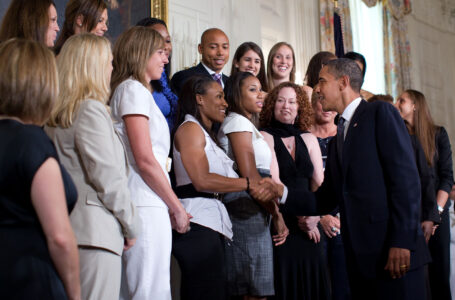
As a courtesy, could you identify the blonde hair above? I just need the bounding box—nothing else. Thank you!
[0,38,58,125]
[266,42,296,90]
[48,33,112,127]
[110,26,164,95]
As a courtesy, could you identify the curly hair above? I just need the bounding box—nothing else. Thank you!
[260,82,313,131]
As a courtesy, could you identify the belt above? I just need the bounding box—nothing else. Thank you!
[174,184,223,201]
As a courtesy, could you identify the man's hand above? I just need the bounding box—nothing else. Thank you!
[384,247,410,279]
[320,215,340,237]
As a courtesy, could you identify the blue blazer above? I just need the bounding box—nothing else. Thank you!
[316,100,430,278]
[170,63,229,97]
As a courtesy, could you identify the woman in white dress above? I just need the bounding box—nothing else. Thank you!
[110,26,191,300]
[218,71,288,300]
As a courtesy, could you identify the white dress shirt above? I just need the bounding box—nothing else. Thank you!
[340,97,362,140]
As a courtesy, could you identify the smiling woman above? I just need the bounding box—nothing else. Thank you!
[54,0,108,54]
[267,42,296,90]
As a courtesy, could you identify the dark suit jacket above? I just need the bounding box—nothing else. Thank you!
[315,100,430,279]
[170,63,229,97]
[409,134,439,223]
[433,126,454,209]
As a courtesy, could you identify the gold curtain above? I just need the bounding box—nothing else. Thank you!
[383,0,412,97]
[319,0,353,55]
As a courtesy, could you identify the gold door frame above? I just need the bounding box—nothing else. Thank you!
[151,0,168,23]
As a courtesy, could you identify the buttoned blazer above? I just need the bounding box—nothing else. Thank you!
[45,99,140,256]
[170,62,229,97]
[316,100,430,278]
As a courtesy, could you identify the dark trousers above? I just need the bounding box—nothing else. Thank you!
[428,209,452,300]
[172,222,227,300]
[322,233,351,300]
[347,263,427,300]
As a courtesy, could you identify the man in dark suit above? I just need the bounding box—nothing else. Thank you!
[170,28,229,96]
[311,58,430,299]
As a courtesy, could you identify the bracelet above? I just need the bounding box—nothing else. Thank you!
[245,177,250,193]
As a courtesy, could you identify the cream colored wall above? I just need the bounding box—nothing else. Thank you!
[168,0,320,83]
[406,0,455,162]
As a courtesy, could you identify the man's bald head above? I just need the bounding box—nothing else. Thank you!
[200,28,228,45]
[198,28,229,73]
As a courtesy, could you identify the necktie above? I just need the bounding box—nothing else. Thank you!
[212,73,222,86]
[337,116,345,163]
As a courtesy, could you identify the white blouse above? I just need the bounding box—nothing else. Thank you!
[173,115,234,239]
[218,112,272,171]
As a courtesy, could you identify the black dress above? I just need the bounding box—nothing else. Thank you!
[428,126,453,300]
[0,119,77,299]
[264,122,331,300]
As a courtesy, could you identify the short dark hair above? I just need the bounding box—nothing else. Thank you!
[136,17,167,28]
[324,58,364,93]
[230,42,269,92]
[343,51,366,79]
[305,51,337,88]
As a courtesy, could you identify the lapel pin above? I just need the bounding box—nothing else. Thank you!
[353,123,358,127]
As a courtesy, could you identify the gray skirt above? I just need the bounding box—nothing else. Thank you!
[223,169,274,297]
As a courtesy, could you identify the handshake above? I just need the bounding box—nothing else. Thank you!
[249,177,284,204]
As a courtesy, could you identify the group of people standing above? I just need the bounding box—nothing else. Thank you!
[0,1,453,300]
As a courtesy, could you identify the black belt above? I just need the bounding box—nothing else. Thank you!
[174,184,223,200]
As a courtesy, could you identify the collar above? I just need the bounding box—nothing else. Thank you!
[201,62,223,77]
[341,97,362,123]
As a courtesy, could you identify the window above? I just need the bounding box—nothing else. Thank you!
[348,0,385,94]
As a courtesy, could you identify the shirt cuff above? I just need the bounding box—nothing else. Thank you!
[279,185,288,204]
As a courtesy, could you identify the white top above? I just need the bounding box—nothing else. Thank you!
[110,78,170,208]
[218,112,272,170]
[340,97,362,140]
[173,115,234,239]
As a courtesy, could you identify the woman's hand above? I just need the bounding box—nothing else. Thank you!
[170,209,192,233]
[306,227,321,243]
[421,220,434,243]
[272,213,289,246]
[297,216,320,232]
[124,238,137,251]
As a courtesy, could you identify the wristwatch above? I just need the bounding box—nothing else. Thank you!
[438,205,444,214]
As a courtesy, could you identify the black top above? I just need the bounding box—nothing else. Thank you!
[433,126,454,209]
[0,119,77,299]
[262,127,314,231]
